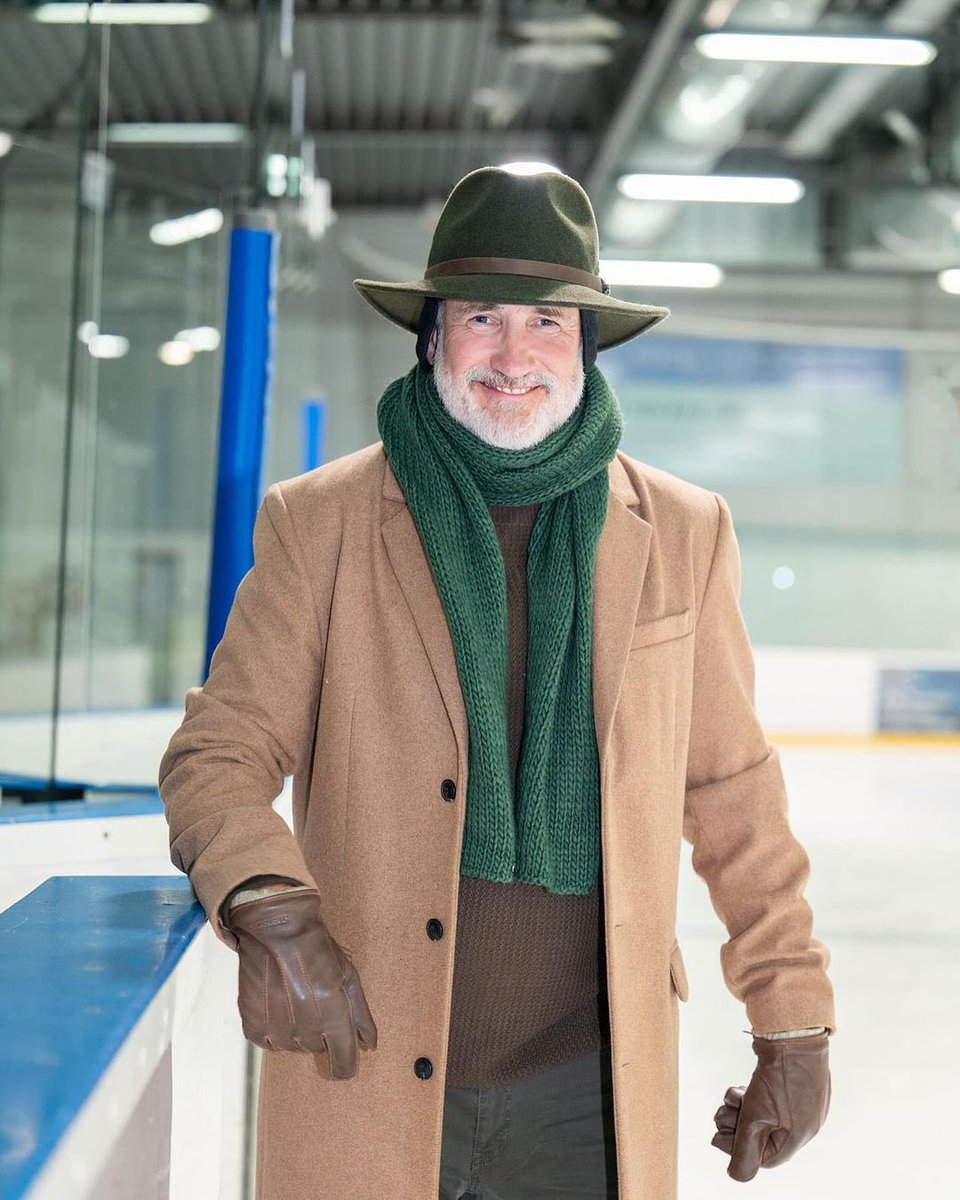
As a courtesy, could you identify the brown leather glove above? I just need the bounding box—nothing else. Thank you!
[711,1032,831,1182]
[227,888,378,1078]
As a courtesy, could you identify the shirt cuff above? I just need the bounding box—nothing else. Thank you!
[751,1027,828,1039]
[227,882,313,909]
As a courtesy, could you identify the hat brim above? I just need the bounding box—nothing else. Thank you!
[353,273,669,351]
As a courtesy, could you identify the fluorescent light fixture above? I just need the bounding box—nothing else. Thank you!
[498,160,562,176]
[266,153,289,198]
[509,42,614,70]
[108,123,247,145]
[0,132,12,158]
[513,15,623,41]
[600,260,724,289]
[88,334,130,360]
[938,269,960,296]
[77,320,99,344]
[34,3,212,24]
[149,207,224,246]
[158,340,194,366]
[175,326,221,352]
[618,172,804,204]
[696,32,936,67]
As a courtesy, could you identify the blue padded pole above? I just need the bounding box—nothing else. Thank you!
[300,397,327,474]
[204,210,279,680]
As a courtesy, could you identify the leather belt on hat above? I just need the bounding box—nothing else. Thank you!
[424,256,606,293]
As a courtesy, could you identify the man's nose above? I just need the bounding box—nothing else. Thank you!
[489,326,534,378]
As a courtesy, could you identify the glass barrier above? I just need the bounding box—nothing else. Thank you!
[0,12,226,790]
[75,162,223,711]
[0,139,80,777]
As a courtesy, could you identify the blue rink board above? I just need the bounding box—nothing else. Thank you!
[0,792,164,825]
[0,877,205,1200]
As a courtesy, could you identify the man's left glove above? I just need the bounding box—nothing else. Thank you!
[227,888,378,1078]
[711,1032,831,1182]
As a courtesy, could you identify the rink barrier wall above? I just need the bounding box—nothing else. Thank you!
[1,650,959,790]
[0,876,246,1200]
[0,878,202,1199]
[0,792,176,915]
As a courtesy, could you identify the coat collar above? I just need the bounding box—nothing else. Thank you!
[381,450,643,509]
[379,448,651,774]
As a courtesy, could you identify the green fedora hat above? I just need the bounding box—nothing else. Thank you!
[353,167,669,351]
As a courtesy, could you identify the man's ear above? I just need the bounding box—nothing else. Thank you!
[426,326,438,366]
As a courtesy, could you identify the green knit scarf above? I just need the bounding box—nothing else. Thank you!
[377,363,622,894]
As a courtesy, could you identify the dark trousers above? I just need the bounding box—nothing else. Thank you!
[439,1049,619,1199]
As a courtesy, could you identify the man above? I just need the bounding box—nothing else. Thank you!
[159,167,835,1200]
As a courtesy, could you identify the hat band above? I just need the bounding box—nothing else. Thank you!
[425,256,605,293]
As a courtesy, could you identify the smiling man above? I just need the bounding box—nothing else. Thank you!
[159,167,835,1200]
[430,301,585,449]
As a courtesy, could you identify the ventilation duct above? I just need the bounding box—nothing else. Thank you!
[602,0,832,247]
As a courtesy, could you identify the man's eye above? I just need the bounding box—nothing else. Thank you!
[470,314,493,325]
[537,318,559,328]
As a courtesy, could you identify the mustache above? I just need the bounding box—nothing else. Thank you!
[461,366,556,392]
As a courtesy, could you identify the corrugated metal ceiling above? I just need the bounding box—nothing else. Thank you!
[0,0,953,216]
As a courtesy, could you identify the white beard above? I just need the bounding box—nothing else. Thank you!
[433,328,585,451]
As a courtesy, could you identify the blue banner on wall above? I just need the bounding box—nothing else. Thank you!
[878,669,960,732]
[603,334,904,487]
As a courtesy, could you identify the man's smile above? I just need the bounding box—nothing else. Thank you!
[477,381,544,403]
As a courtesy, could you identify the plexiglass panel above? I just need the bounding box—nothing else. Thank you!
[0,140,79,779]
[0,14,225,789]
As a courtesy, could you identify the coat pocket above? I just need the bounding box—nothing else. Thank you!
[630,608,694,651]
[669,941,689,1002]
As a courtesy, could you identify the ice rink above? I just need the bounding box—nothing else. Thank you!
[2,727,957,1197]
[676,744,960,1197]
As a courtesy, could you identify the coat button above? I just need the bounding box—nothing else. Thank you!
[440,779,457,801]
[426,918,444,941]
[414,1057,433,1080]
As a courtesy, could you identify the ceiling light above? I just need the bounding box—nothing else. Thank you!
[108,123,247,146]
[618,173,804,204]
[158,341,194,366]
[77,321,99,344]
[513,15,622,41]
[938,269,960,295]
[34,3,212,24]
[600,260,724,289]
[266,153,289,198]
[88,334,130,360]
[499,160,562,176]
[696,32,936,67]
[510,42,613,70]
[0,132,12,158]
[149,208,224,246]
[175,326,221,352]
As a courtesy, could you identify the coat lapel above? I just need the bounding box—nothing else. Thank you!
[380,462,469,757]
[379,454,651,773]
[592,458,652,769]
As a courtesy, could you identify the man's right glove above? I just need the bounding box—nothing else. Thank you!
[227,888,378,1078]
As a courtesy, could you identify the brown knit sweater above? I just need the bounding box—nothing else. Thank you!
[444,502,608,1089]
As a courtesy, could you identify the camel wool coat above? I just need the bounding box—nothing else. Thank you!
[159,442,835,1200]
